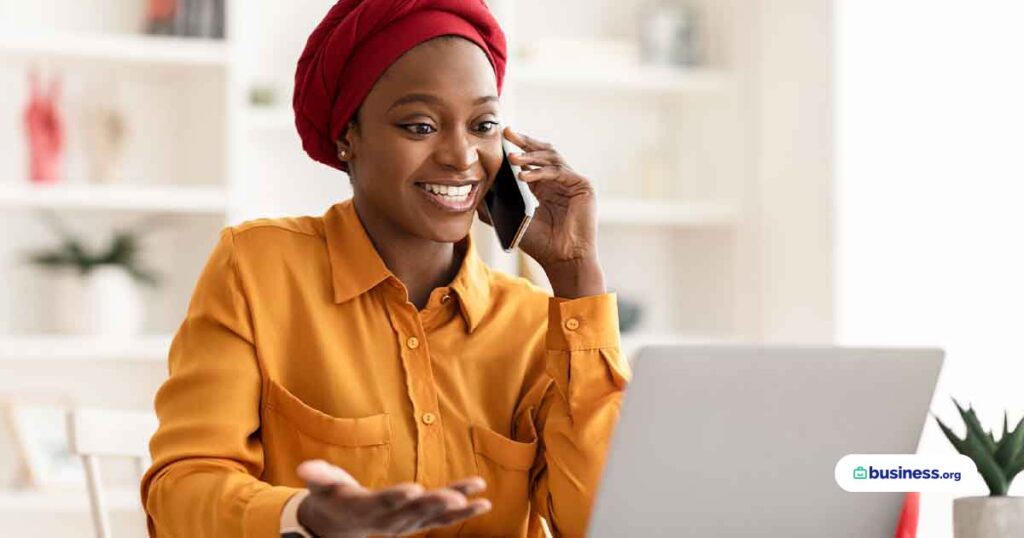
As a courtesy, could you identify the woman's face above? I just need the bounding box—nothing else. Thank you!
[342,37,503,243]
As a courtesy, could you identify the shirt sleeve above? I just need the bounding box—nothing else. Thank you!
[525,292,632,537]
[140,227,302,537]
[279,489,313,536]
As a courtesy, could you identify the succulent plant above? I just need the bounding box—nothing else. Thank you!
[24,214,161,287]
[934,398,1024,496]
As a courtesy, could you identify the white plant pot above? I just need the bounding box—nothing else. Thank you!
[46,265,144,336]
[954,496,1024,538]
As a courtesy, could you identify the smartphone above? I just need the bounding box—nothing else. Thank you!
[482,138,539,252]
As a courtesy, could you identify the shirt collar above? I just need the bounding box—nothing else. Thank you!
[323,199,491,332]
[324,199,391,304]
[448,232,491,333]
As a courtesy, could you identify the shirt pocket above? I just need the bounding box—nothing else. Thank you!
[460,412,538,536]
[262,379,392,489]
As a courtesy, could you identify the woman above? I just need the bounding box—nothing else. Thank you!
[140,0,630,536]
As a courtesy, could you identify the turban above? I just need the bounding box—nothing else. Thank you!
[293,0,508,172]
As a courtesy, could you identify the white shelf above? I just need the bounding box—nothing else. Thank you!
[509,62,732,94]
[0,32,229,67]
[621,332,736,361]
[598,198,738,227]
[0,334,172,363]
[0,183,229,214]
[0,487,142,513]
[246,107,295,131]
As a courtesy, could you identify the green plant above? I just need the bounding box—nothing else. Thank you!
[615,294,643,333]
[934,398,1024,496]
[25,223,160,287]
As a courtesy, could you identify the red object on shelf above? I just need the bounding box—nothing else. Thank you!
[147,0,177,20]
[23,69,64,184]
[895,492,920,538]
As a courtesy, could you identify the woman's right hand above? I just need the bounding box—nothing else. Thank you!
[295,459,491,537]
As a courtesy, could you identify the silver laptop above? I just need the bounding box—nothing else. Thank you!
[587,345,945,538]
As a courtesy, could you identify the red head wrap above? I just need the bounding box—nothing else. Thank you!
[293,0,507,172]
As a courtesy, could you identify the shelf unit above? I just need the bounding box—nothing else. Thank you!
[244,106,295,131]
[620,331,736,362]
[0,183,228,214]
[0,335,171,363]
[488,0,748,339]
[0,32,229,67]
[0,0,753,341]
[597,198,737,227]
[510,62,733,95]
[0,3,235,341]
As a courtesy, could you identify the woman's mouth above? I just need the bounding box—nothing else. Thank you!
[415,182,480,213]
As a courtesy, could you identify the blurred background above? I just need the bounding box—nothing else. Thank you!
[0,0,1020,536]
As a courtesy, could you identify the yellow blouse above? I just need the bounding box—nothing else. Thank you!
[140,198,631,537]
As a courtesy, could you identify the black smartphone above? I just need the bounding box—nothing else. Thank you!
[482,138,539,252]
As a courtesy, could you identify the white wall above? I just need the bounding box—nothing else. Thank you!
[740,0,835,342]
[837,2,1024,536]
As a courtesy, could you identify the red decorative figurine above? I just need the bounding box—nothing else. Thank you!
[23,69,65,184]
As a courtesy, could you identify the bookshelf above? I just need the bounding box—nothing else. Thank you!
[0,0,749,345]
[0,183,228,214]
[0,32,229,67]
[0,335,172,363]
[0,2,234,341]
[0,0,837,356]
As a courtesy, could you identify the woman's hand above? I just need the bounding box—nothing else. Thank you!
[295,459,491,537]
[480,126,606,298]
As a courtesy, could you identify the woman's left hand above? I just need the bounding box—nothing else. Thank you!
[479,126,606,298]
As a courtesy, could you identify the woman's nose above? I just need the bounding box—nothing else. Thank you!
[434,128,478,171]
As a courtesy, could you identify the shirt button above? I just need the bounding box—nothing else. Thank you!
[406,336,420,349]
[565,318,580,331]
[422,412,437,425]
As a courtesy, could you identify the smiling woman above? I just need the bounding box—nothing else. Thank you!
[139,1,630,537]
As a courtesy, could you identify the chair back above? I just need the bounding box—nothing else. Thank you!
[66,408,158,538]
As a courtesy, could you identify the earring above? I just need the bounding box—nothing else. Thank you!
[339,148,349,159]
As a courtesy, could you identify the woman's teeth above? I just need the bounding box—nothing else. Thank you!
[420,183,472,202]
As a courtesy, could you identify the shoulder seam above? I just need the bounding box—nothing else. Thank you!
[224,227,272,408]
[232,220,320,238]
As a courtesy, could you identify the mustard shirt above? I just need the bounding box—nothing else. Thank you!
[140,199,632,537]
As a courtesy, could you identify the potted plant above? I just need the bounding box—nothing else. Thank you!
[25,222,160,336]
[934,399,1024,538]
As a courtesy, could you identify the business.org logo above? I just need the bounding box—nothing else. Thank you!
[836,455,975,492]
[851,464,961,482]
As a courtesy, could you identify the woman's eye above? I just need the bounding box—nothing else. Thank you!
[402,123,436,135]
[476,121,499,133]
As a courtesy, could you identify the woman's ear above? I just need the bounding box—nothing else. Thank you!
[336,120,360,162]
[335,139,351,162]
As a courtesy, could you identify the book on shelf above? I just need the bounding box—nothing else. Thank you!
[146,0,224,39]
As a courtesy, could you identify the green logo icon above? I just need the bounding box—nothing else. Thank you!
[853,466,868,480]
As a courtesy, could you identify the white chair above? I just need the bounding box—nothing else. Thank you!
[66,408,158,538]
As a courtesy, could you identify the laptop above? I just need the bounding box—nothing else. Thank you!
[587,345,945,538]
